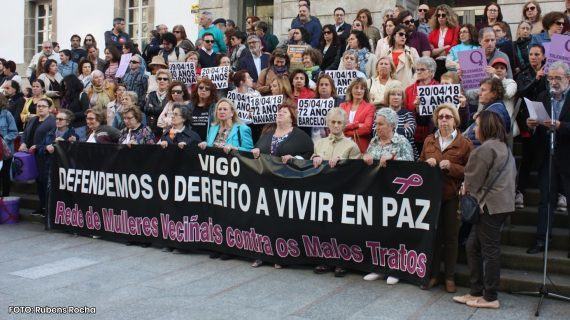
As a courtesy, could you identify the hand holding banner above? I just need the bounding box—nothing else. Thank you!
[458,49,487,91]
[169,62,197,86]
[115,53,133,78]
[201,66,230,89]
[297,99,335,127]
[417,84,461,116]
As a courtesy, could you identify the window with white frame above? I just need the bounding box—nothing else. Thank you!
[35,2,53,52]
[126,0,151,50]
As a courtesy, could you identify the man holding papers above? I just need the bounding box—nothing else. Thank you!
[525,61,570,255]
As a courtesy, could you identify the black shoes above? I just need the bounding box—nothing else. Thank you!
[526,244,545,254]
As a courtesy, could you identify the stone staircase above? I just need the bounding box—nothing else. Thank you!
[9,151,570,295]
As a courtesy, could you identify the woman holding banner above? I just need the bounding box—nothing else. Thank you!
[251,103,313,268]
[454,110,515,309]
[446,24,479,72]
[199,98,253,152]
[270,77,295,107]
[340,78,375,153]
[420,104,473,292]
[157,81,191,133]
[159,104,202,149]
[362,107,413,284]
[312,107,361,277]
[369,56,402,107]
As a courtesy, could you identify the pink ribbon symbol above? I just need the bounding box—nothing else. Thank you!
[393,174,424,194]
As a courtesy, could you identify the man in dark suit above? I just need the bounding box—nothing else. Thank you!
[526,61,570,255]
[237,35,270,84]
[333,7,351,47]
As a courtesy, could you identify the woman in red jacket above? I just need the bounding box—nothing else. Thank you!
[340,78,375,153]
[290,69,315,105]
[428,4,460,80]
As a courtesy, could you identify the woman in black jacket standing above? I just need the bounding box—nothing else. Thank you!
[318,24,343,70]
[18,98,56,215]
[60,75,89,140]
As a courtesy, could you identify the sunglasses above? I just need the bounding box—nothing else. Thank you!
[403,19,414,25]
[157,77,169,81]
[525,6,536,12]
[56,117,68,121]
[198,86,211,91]
[554,21,565,26]
[323,31,332,35]
[171,90,183,94]
[438,114,453,120]
[203,40,214,43]
[397,32,407,37]
[130,60,140,64]
[418,9,428,13]
[437,13,447,18]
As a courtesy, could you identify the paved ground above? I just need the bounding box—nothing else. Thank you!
[1,222,569,320]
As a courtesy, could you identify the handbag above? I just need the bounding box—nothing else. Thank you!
[460,155,510,224]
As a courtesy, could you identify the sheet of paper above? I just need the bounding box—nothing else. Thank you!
[524,98,551,122]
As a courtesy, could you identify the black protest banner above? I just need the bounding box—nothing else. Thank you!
[297,99,335,127]
[325,70,359,96]
[250,95,283,124]
[201,66,230,89]
[169,62,197,86]
[226,91,252,122]
[49,143,442,285]
[417,84,461,116]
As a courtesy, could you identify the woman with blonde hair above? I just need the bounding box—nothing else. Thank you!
[369,56,402,107]
[199,98,253,152]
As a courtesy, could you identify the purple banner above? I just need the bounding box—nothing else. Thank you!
[458,49,487,90]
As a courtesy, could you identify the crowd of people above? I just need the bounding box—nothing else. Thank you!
[0,0,569,310]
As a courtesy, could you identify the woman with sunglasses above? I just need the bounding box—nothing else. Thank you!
[157,81,191,131]
[172,25,196,53]
[419,104,472,292]
[529,11,567,47]
[189,78,219,140]
[428,4,460,80]
[318,24,342,71]
[385,24,419,89]
[144,69,172,137]
[82,34,98,50]
[522,2,543,34]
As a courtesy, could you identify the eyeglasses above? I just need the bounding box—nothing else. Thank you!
[157,77,169,81]
[203,40,214,43]
[525,6,536,12]
[397,32,407,38]
[437,13,447,18]
[547,76,565,82]
[198,86,211,91]
[438,114,453,120]
[554,21,565,26]
[403,19,414,25]
[171,90,183,94]
[86,117,96,121]
[418,9,428,13]
[56,117,68,121]
[130,60,140,64]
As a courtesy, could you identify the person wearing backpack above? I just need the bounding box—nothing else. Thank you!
[158,32,186,64]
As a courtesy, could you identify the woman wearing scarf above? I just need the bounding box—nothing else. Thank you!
[339,30,377,79]
[87,70,115,112]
